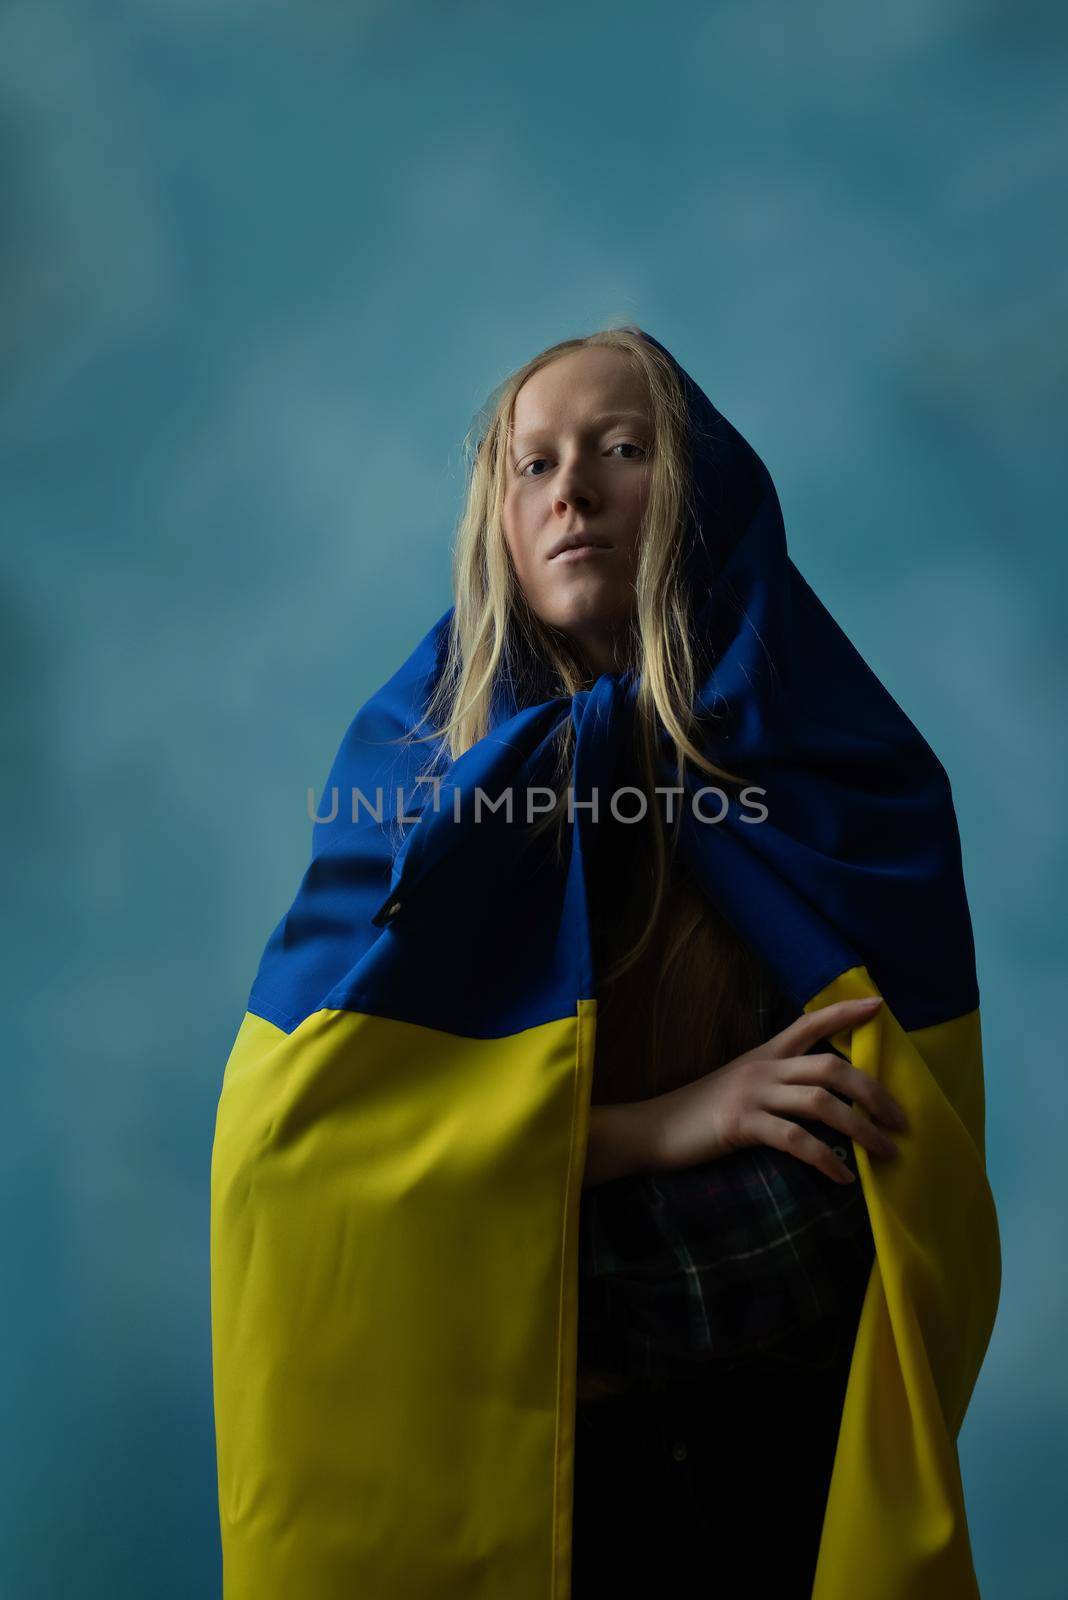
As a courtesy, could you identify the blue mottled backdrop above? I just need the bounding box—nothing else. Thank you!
[3,3,1063,1595]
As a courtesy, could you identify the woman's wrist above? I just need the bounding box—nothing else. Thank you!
[634,1082,730,1177]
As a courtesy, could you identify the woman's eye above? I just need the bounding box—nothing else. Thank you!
[521,441,646,477]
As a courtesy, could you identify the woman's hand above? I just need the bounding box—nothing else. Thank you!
[644,995,909,1185]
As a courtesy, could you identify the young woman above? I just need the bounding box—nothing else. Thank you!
[211,322,997,1600]
[481,330,906,1594]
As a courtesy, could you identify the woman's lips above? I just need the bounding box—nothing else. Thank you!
[549,543,612,563]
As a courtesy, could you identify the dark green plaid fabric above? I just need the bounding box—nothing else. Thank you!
[576,1117,876,1380]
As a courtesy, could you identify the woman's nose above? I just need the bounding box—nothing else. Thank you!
[555,492,591,517]
[553,469,598,515]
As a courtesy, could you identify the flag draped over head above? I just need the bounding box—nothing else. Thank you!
[209,330,1000,1599]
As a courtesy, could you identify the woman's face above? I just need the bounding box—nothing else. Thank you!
[501,347,652,677]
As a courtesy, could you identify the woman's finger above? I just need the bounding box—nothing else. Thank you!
[777,1051,909,1131]
[761,1082,899,1161]
[765,996,883,1060]
[745,1110,856,1185]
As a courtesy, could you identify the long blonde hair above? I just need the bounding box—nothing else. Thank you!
[402,322,754,999]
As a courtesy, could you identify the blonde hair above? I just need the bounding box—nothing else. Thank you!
[402,322,753,999]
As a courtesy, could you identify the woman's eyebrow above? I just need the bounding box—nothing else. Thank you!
[512,410,651,446]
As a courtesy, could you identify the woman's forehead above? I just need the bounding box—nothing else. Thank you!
[510,349,652,438]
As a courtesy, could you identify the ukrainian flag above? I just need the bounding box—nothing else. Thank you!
[210,344,1000,1598]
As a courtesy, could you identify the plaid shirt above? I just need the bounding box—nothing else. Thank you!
[576,1116,876,1387]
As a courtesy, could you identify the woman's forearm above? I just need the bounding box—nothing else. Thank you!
[582,1100,658,1189]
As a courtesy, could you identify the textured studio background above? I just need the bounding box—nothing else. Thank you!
[2,3,1064,1595]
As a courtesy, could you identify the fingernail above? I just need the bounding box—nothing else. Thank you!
[857,996,882,1010]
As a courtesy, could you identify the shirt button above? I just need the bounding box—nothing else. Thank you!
[671,1440,688,1462]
